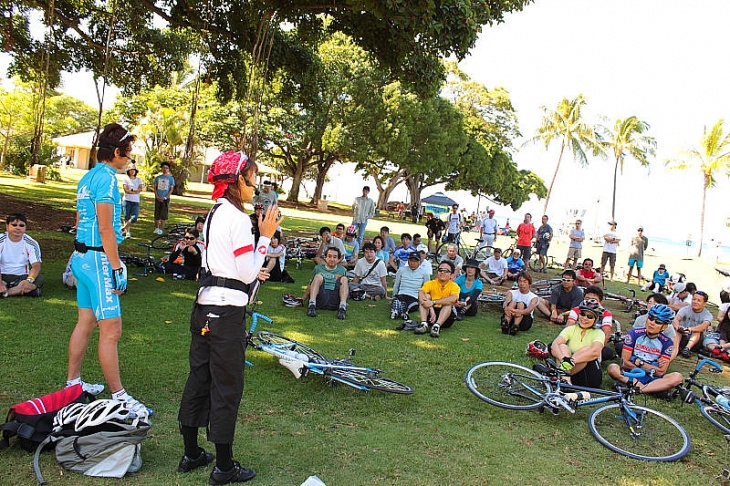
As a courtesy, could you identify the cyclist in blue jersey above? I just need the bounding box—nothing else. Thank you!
[65,123,152,418]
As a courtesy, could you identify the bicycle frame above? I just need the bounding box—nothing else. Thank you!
[681,357,727,408]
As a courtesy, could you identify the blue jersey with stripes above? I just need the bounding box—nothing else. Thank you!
[76,163,123,246]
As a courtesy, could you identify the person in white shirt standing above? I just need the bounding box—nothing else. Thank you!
[479,209,499,257]
[600,221,620,281]
[122,165,145,239]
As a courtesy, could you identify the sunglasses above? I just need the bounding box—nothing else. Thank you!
[562,278,573,282]
[10,222,26,227]
[184,236,196,240]
[579,311,597,320]
[647,315,669,325]
[437,268,452,273]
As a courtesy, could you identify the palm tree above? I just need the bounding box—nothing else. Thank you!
[600,116,656,221]
[527,94,602,214]
[666,119,730,257]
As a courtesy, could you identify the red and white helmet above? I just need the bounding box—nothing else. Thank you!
[346,225,357,236]
[526,340,549,359]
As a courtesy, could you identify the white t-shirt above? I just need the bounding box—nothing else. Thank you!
[447,212,462,234]
[603,231,618,254]
[197,199,270,307]
[353,257,387,287]
[508,289,538,317]
[480,217,499,235]
[266,244,286,272]
[484,256,507,275]
[0,234,42,275]
[123,177,145,203]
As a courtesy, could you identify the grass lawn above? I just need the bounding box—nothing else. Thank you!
[1,174,729,485]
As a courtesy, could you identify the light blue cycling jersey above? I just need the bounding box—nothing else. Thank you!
[73,162,123,319]
[76,163,123,246]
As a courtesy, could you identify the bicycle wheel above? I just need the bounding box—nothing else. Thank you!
[529,253,540,272]
[474,245,493,262]
[588,403,691,461]
[151,234,178,250]
[329,368,414,394]
[253,332,327,363]
[435,242,452,263]
[465,362,549,410]
[701,405,730,435]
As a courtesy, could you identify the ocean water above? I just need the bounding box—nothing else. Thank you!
[647,236,730,264]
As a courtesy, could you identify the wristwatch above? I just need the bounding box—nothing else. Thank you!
[27,277,35,284]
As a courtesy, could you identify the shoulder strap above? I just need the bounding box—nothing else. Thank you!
[362,259,382,281]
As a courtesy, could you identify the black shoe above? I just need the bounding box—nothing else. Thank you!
[509,323,518,336]
[209,461,256,485]
[178,449,215,473]
[337,307,346,320]
[500,315,509,334]
[307,304,317,318]
[680,347,691,358]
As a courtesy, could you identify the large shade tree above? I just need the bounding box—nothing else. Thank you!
[527,94,602,214]
[599,116,656,222]
[666,120,730,257]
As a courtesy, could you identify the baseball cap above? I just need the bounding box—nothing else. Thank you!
[637,227,644,231]
[673,282,687,293]
[608,221,617,226]
[659,263,666,269]
[416,243,429,253]
[488,209,495,215]
[407,251,421,261]
[263,180,272,186]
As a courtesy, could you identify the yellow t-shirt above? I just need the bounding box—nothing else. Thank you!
[558,325,604,354]
[421,279,460,304]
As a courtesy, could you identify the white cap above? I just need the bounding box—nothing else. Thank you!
[416,244,429,253]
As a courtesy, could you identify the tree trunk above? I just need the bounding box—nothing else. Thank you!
[611,155,620,222]
[286,160,305,202]
[542,139,566,215]
[178,75,201,196]
[698,174,708,258]
[310,156,337,205]
[371,168,404,209]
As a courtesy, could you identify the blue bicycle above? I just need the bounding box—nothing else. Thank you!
[673,357,730,435]
[465,359,691,461]
[245,309,413,394]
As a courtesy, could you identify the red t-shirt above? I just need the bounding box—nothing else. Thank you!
[516,223,535,247]
[579,268,597,280]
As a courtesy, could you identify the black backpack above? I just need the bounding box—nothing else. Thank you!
[0,384,88,452]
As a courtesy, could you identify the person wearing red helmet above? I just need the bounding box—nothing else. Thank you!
[177,150,283,484]
[342,224,360,270]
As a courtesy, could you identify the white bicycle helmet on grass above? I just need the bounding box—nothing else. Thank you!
[52,402,87,432]
[75,399,138,432]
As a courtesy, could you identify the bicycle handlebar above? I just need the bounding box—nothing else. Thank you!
[695,357,723,375]
[624,368,646,379]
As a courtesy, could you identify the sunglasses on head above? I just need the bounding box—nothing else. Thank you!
[579,311,596,320]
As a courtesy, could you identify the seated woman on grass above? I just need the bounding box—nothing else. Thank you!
[453,259,483,320]
[550,299,605,388]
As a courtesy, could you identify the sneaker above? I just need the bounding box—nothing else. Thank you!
[126,231,132,239]
[500,315,509,334]
[154,228,163,235]
[509,323,518,336]
[337,307,346,320]
[414,322,429,335]
[680,347,692,358]
[178,448,215,473]
[26,287,42,297]
[122,395,154,418]
[209,461,256,485]
[454,308,464,321]
[81,381,105,396]
[712,347,722,356]
[430,323,440,338]
[390,310,398,320]
[307,304,317,318]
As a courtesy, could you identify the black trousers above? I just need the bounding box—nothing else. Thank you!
[178,303,246,444]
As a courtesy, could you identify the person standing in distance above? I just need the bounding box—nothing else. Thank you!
[66,123,152,416]
[177,151,283,484]
[352,185,376,248]
[153,161,175,235]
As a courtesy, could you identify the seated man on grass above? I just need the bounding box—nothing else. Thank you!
[304,247,349,320]
[392,252,430,324]
[674,290,713,358]
[0,213,44,297]
[505,248,525,281]
[501,271,539,335]
[575,258,602,287]
[608,304,683,394]
[349,242,387,300]
[536,269,584,324]
[438,243,463,276]
[414,260,460,338]
[480,248,508,285]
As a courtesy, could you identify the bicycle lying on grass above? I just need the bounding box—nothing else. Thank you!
[672,357,730,435]
[245,305,414,394]
[465,358,691,461]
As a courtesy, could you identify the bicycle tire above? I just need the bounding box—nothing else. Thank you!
[150,234,178,250]
[329,369,414,394]
[465,361,549,410]
[502,247,514,259]
[701,405,730,435]
[253,331,327,363]
[474,245,493,262]
[478,293,506,304]
[588,403,691,461]
[529,253,540,272]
